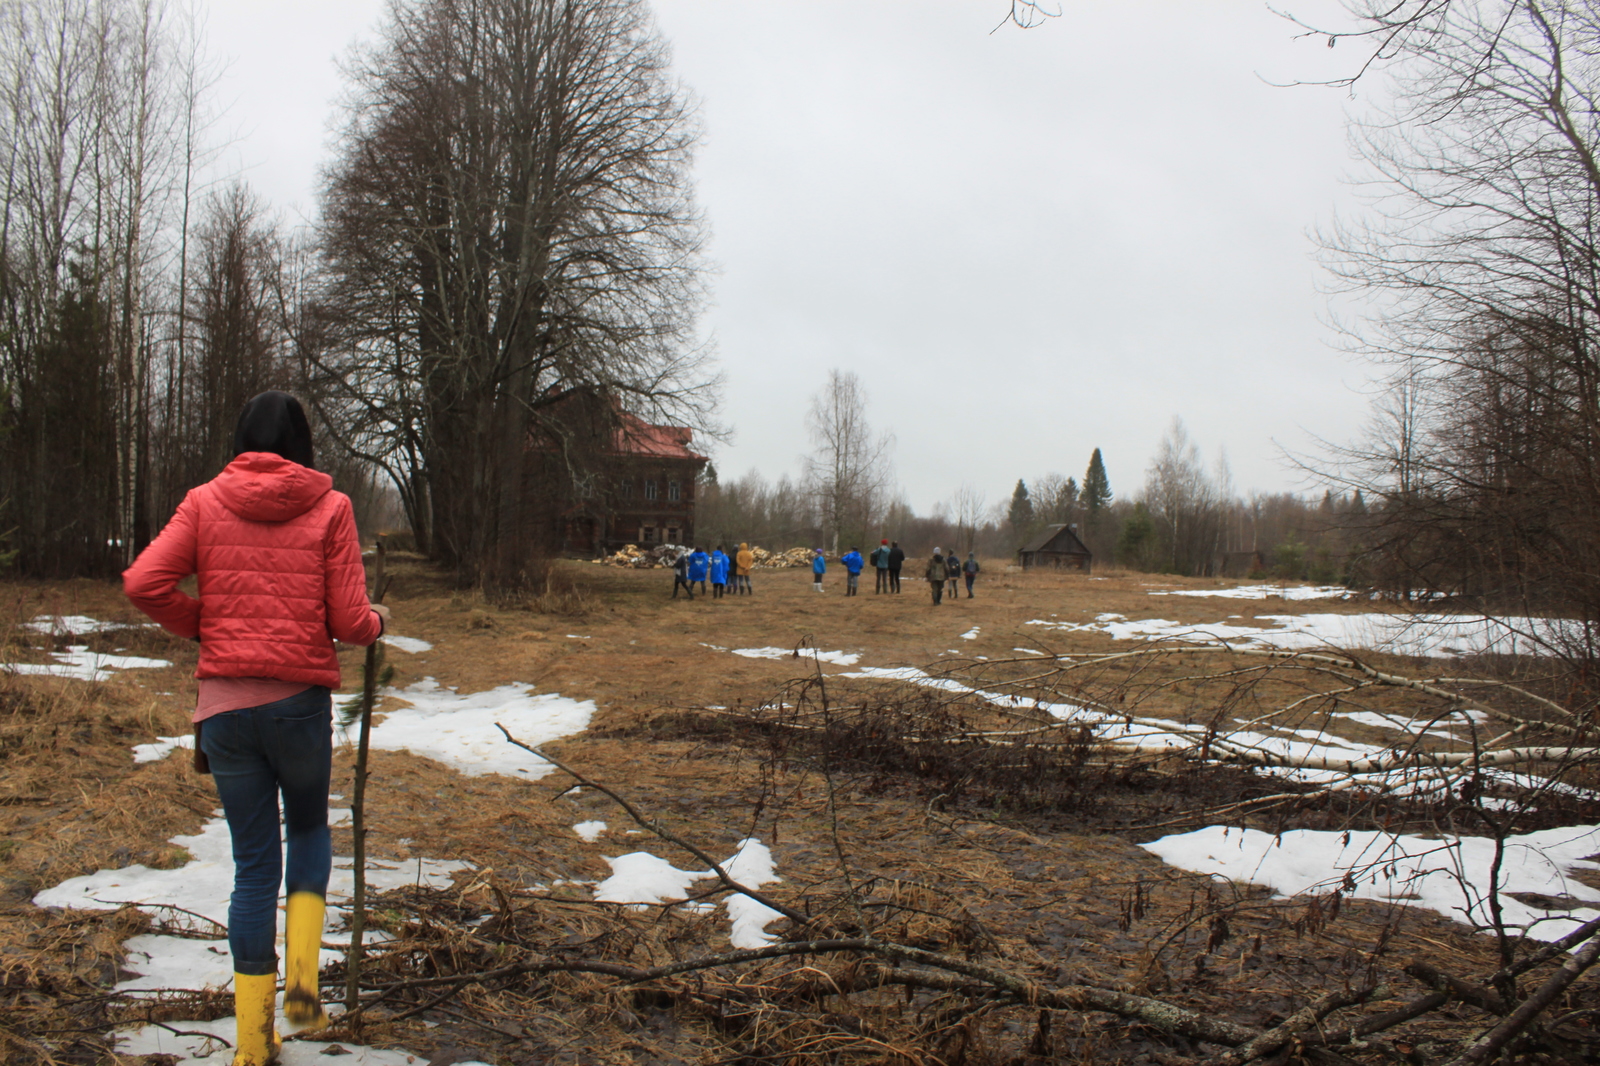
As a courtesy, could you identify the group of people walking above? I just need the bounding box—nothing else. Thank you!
[925,548,980,604]
[804,540,980,604]
[672,544,755,599]
[670,539,983,606]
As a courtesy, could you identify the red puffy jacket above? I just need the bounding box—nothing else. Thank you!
[124,452,382,688]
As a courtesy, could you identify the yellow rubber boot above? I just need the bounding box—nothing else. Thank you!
[232,971,281,1065]
[283,891,329,1031]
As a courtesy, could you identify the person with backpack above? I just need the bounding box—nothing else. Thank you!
[945,550,962,602]
[963,551,981,598]
[672,550,694,599]
[123,392,389,1065]
[887,541,905,593]
[841,546,864,596]
[925,548,946,604]
[870,539,890,593]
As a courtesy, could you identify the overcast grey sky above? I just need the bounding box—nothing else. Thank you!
[205,0,1380,514]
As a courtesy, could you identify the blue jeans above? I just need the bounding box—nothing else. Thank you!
[200,687,333,976]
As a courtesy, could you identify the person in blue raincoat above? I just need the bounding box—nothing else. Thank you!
[840,546,864,597]
[688,546,710,596]
[709,545,730,599]
[811,548,826,592]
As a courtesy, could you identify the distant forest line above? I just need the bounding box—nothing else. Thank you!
[3,0,1600,639]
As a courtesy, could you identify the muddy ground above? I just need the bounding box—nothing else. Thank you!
[2,559,1589,1065]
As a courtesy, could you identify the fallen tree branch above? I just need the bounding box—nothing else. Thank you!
[495,726,811,929]
[1202,983,1377,1066]
[1445,932,1600,1065]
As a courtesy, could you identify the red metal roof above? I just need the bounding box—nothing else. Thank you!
[612,411,707,461]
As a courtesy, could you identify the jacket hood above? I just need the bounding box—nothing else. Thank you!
[211,452,333,522]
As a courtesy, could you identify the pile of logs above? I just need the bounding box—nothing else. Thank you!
[594,545,822,569]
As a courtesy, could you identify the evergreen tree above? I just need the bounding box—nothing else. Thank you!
[1082,448,1112,513]
[1008,479,1034,539]
[1116,502,1156,570]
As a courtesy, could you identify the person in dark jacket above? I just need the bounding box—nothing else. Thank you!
[945,551,962,602]
[124,392,388,1063]
[887,541,905,593]
[963,551,981,598]
[926,549,945,604]
[672,551,694,599]
[871,538,890,593]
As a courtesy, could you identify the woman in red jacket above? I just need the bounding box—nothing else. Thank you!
[125,392,389,1066]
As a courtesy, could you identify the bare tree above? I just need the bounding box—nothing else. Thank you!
[950,483,986,554]
[802,369,895,554]
[1313,1,1600,671]
[0,0,197,576]
[315,0,714,589]
[1141,416,1225,574]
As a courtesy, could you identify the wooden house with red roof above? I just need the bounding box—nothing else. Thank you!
[551,408,708,555]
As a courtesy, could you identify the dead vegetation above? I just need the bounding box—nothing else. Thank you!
[8,565,1600,1064]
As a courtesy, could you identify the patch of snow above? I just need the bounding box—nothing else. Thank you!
[343,678,592,779]
[34,813,467,994]
[960,627,980,640]
[115,1017,489,1065]
[1338,709,1458,740]
[21,614,154,636]
[731,646,860,666]
[1026,611,1587,659]
[1144,823,1600,942]
[1148,584,1353,601]
[380,633,432,654]
[721,839,785,949]
[566,634,592,640]
[595,852,707,910]
[4,645,171,682]
[592,839,785,947]
[574,820,606,842]
[133,734,193,763]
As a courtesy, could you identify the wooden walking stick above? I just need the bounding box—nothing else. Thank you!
[345,536,387,1012]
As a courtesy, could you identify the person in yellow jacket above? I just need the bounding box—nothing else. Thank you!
[735,542,755,595]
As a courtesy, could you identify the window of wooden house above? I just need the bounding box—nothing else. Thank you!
[641,525,657,544]
[666,526,681,544]
[645,480,658,501]
[619,478,633,499]
[667,480,680,502]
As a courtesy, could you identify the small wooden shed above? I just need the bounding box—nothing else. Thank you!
[1017,524,1092,572]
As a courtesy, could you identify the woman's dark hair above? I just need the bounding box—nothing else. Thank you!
[233,391,314,469]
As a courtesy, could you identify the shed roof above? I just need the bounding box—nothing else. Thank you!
[1019,524,1091,555]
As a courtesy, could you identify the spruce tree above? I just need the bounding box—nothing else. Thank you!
[1008,479,1034,536]
[1083,448,1112,513]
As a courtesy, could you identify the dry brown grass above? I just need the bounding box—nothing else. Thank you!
[2,560,1585,1064]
